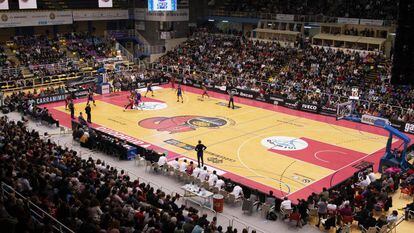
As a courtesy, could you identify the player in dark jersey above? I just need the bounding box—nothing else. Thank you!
[86,90,96,106]
[134,91,142,109]
[201,83,209,99]
[176,84,184,103]
[65,95,71,110]
[144,82,154,97]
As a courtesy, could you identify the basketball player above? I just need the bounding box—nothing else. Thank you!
[170,75,176,89]
[228,89,235,109]
[176,84,184,103]
[144,82,154,97]
[65,95,71,110]
[201,83,209,99]
[123,92,134,111]
[86,90,96,106]
[134,90,142,109]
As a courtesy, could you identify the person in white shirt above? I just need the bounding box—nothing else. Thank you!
[368,170,377,182]
[169,158,180,170]
[280,197,292,210]
[231,185,243,199]
[208,170,218,186]
[179,159,187,172]
[387,210,398,224]
[198,166,208,181]
[215,179,225,190]
[358,175,371,187]
[157,154,167,167]
[192,166,201,178]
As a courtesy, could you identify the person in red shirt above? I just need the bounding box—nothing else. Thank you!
[124,92,134,111]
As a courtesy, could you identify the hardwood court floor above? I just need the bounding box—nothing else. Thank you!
[46,85,401,201]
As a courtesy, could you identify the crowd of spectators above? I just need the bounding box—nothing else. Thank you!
[12,35,66,66]
[64,32,116,61]
[157,31,414,122]
[216,0,397,20]
[0,45,10,67]
[0,116,258,233]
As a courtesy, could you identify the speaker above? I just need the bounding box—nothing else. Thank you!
[391,0,414,85]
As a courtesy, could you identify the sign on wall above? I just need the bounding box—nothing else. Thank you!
[19,0,37,9]
[337,17,360,25]
[98,0,113,8]
[0,0,9,10]
[134,8,189,21]
[73,9,128,21]
[0,11,73,28]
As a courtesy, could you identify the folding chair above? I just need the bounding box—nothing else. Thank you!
[242,199,254,215]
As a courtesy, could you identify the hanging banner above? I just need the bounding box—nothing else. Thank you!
[73,9,128,21]
[134,8,189,21]
[337,17,360,25]
[0,11,73,28]
[359,19,383,26]
[276,14,294,21]
[19,0,37,9]
[99,0,113,8]
[0,0,9,10]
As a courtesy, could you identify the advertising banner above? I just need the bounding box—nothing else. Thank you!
[99,0,113,8]
[359,19,383,26]
[0,0,9,10]
[337,17,360,25]
[361,114,390,126]
[19,0,37,9]
[134,8,189,21]
[73,9,128,21]
[0,11,73,28]
[300,102,319,113]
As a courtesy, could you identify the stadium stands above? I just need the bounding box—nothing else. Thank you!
[214,0,398,20]
[156,30,414,122]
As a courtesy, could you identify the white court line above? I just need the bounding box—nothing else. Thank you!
[314,150,347,163]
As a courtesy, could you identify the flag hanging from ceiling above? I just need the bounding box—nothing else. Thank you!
[0,0,9,10]
[19,0,37,9]
[99,0,113,8]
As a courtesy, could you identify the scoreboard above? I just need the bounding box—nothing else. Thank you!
[148,0,177,11]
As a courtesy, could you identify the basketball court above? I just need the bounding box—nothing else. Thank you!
[44,85,400,201]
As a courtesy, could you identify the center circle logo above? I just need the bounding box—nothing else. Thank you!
[140,102,167,111]
[261,136,308,151]
[187,117,227,128]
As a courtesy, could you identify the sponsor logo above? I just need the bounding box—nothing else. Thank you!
[215,102,241,109]
[361,114,389,126]
[164,139,235,163]
[193,84,201,87]
[285,101,298,109]
[97,126,152,148]
[49,13,56,20]
[1,14,8,22]
[269,96,284,102]
[140,102,168,111]
[75,90,89,97]
[35,94,66,104]
[301,104,318,111]
[261,136,308,151]
[405,123,414,134]
[239,91,254,99]
[139,115,228,134]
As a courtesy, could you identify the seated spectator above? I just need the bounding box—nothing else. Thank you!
[157,153,167,167]
[170,157,180,170]
[198,166,208,181]
[208,170,218,186]
[231,185,244,199]
[386,210,398,224]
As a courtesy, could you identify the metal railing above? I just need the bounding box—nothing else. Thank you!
[1,182,75,233]
[115,42,134,62]
[208,9,395,26]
